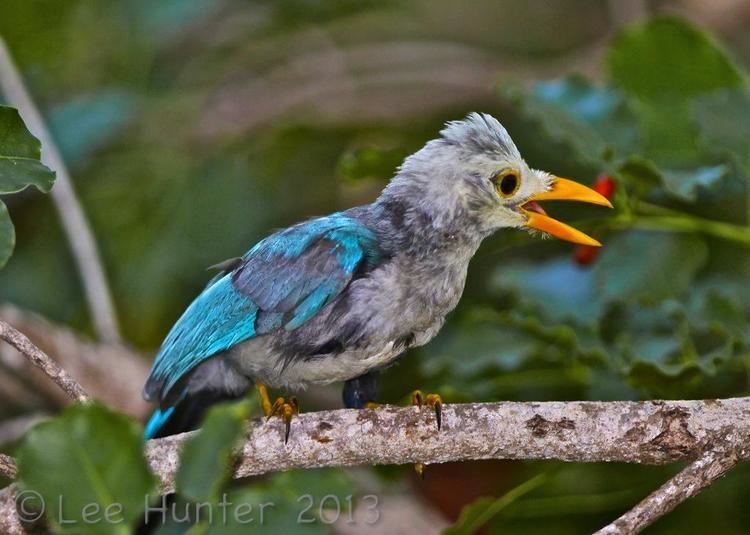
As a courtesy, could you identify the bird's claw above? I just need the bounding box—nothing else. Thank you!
[414,463,426,479]
[267,396,299,443]
[257,382,299,443]
[411,390,443,431]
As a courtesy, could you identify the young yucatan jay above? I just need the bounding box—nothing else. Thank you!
[142,113,612,457]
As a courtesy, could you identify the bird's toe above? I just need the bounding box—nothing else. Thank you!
[411,390,443,431]
[266,396,299,443]
[257,382,299,443]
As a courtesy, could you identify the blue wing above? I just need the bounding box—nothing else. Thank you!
[143,213,381,402]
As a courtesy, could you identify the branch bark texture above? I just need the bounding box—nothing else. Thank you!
[595,437,750,534]
[0,453,16,480]
[147,398,750,493]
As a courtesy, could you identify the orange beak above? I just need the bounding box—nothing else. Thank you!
[522,177,613,247]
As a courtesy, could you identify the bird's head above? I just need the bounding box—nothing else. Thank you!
[384,112,612,246]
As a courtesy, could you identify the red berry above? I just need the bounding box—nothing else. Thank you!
[574,245,599,265]
[593,174,616,199]
[572,175,613,266]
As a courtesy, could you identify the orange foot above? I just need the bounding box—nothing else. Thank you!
[257,383,299,443]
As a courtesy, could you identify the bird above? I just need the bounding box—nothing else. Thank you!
[142,112,612,443]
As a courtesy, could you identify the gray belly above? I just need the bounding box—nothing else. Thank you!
[228,318,443,390]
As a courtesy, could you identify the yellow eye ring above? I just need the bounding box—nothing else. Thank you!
[494,170,521,198]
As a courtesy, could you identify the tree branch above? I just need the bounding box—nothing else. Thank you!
[0,37,121,344]
[146,398,750,493]
[594,438,750,534]
[0,320,89,403]
[0,453,16,480]
[2,398,749,533]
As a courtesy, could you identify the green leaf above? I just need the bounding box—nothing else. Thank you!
[593,231,708,303]
[660,164,729,202]
[201,487,329,535]
[425,317,538,378]
[689,276,750,344]
[176,399,252,503]
[0,106,55,194]
[178,469,354,535]
[627,357,705,397]
[616,155,663,194]
[506,81,610,166]
[608,286,744,396]
[606,17,746,166]
[494,258,602,324]
[618,156,730,203]
[695,89,750,172]
[534,77,622,124]
[531,77,640,158]
[16,403,156,534]
[0,105,55,269]
[630,99,700,165]
[423,307,600,403]
[607,17,744,100]
[0,200,14,269]
[443,473,547,535]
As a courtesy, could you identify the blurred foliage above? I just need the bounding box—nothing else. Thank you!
[175,399,252,504]
[16,403,156,534]
[3,1,750,534]
[0,106,54,267]
[443,473,548,535]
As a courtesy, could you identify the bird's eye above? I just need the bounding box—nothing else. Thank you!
[494,171,520,198]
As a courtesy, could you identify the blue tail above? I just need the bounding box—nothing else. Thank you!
[143,387,245,440]
[144,406,176,440]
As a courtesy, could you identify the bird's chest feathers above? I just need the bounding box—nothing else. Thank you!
[398,258,467,313]
[365,245,471,339]
[394,232,475,310]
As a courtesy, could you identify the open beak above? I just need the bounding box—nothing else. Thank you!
[522,177,613,247]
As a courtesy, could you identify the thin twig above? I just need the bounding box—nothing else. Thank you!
[0,320,89,403]
[0,453,16,480]
[594,438,750,534]
[0,36,121,343]
[0,305,149,416]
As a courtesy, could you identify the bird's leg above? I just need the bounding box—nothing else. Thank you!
[256,382,274,416]
[256,382,298,443]
[342,370,380,409]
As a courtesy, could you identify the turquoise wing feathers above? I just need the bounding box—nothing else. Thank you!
[143,213,381,401]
